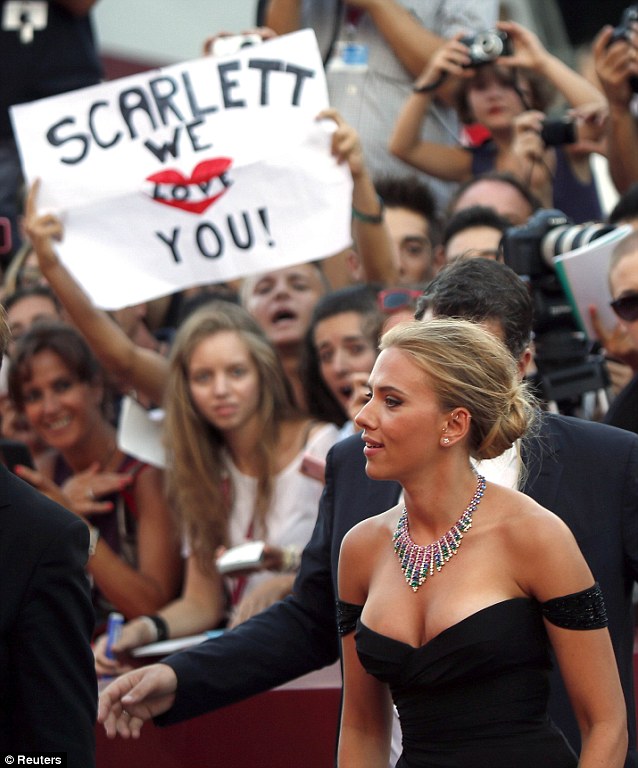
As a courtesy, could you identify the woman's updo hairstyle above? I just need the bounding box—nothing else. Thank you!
[379,318,536,460]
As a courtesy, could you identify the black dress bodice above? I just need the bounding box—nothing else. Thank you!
[354,598,579,767]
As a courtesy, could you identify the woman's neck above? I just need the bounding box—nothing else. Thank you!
[224,416,266,476]
[62,422,120,474]
[401,461,480,538]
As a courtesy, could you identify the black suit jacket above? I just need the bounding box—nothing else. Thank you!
[0,466,97,767]
[160,413,638,766]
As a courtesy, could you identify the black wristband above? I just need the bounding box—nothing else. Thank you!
[413,71,448,94]
[145,614,169,642]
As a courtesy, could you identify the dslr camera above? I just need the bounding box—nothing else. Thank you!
[502,209,614,408]
[608,4,638,92]
[459,30,512,67]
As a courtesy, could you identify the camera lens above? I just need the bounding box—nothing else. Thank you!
[477,32,503,57]
[541,223,615,262]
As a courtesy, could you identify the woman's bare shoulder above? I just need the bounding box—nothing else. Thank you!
[488,482,570,536]
[488,484,588,597]
[341,504,401,554]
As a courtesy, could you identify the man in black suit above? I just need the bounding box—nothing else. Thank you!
[99,259,638,767]
[0,306,97,765]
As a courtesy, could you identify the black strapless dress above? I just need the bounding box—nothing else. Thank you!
[352,598,578,768]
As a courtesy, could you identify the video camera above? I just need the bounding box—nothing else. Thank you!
[502,209,614,409]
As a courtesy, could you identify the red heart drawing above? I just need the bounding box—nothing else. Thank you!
[146,157,233,214]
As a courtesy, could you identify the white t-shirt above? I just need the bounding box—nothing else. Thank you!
[226,422,340,596]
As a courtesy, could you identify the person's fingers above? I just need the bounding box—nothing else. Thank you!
[25,178,41,218]
[316,107,343,126]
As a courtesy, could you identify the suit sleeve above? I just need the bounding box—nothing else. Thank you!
[11,514,97,768]
[157,444,342,725]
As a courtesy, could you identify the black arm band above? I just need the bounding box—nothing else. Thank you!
[145,614,169,641]
[413,71,448,94]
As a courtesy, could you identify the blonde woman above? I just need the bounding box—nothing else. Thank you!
[338,318,626,767]
[95,302,338,674]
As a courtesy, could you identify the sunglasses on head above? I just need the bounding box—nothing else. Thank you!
[610,292,638,322]
[377,288,423,315]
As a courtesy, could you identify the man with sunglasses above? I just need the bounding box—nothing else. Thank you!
[604,229,638,435]
[99,259,638,767]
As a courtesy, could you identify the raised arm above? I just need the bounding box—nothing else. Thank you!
[593,24,638,194]
[389,37,474,181]
[320,109,397,285]
[344,0,449,77]
[23,181,169,406]
[498,20,606,111]
[266,0,496,77]
[263,0,302,35]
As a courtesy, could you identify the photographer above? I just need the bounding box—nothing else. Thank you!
[262,0,497,208]
[390,19,607,223]
[593,10,638,194]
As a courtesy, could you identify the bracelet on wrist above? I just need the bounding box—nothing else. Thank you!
[88,525,100,557]
[142,614,169,642]
[413,71,448,94]
[280,545,301,573]
[138,616,159,643]
[352,194,384,225]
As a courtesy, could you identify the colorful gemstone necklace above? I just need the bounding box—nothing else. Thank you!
[393,474,486,592]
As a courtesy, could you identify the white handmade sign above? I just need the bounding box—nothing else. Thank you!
[11,30,353,309]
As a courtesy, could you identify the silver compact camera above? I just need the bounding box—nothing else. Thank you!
[459,30,512,67]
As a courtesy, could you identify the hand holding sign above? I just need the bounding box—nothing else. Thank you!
[23,179,64,273]
[11,30,353,310]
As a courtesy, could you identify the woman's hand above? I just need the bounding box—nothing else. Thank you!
[512,110,545,158]
[228,573,295,628]
[13,464,75,510]
[14,461,132,517]
[318,108,365,178]
[98,664,178,739]
[94,618,155,677]
[202,27,276,56]
[23,179,63,272]
[412,35,472,93]
[593,25,638,110]
[496,19,548,72]
[567,102,609,157]
[61,462,133,516]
